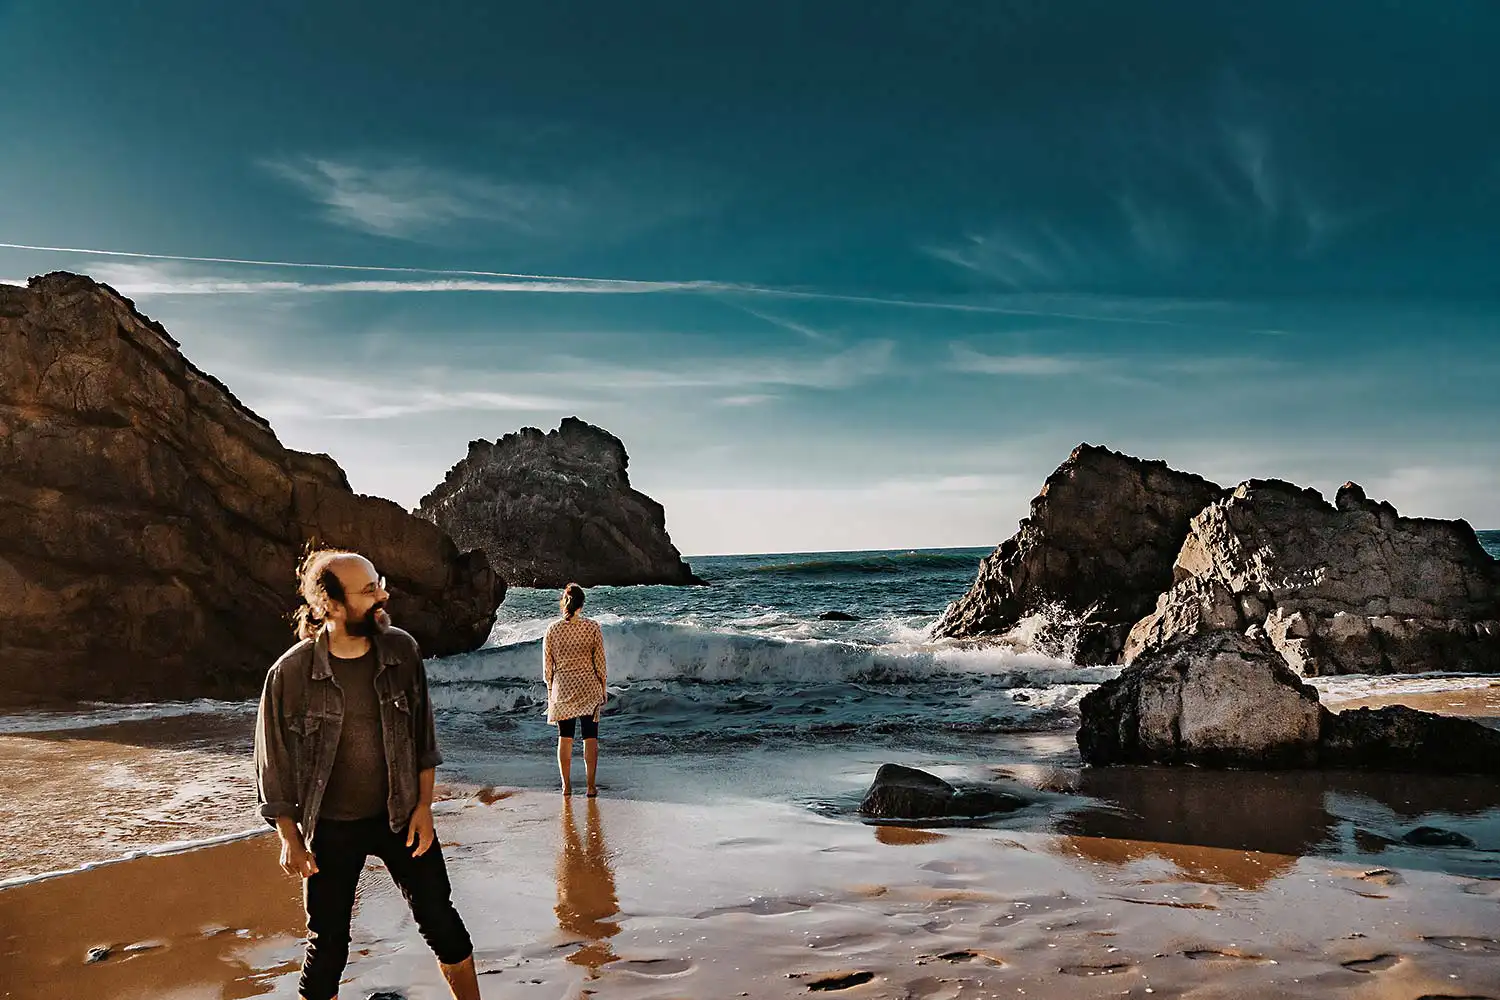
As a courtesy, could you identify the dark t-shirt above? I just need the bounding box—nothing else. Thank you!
[320,649,390,821]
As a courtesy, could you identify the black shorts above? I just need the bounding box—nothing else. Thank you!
[556,716,599,739]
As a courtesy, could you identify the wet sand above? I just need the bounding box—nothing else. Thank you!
[4,791,1499,1000]
[0,712,258,879]
[4,681,1499,998]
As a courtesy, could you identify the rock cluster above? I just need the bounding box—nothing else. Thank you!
[938,446,1500,677]
[0,273,504,706]
[1126,480,1500,675]
[416,417,701,588]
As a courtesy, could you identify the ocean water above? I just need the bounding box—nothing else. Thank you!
[433,547,1112,763]
[1480,528,1500,559]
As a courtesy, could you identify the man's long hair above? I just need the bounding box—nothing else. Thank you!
[292,544,357,640]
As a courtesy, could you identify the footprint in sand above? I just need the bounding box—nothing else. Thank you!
[612,957,694,977]
[1183,949,1266,962]
[933,949,1004,966]
[803,970,876,991]
[1059,963,1132,976]
[1422,936,1500,954]
[694,898,814,918]
[1341,953,1402,973]
[808,932,882,951]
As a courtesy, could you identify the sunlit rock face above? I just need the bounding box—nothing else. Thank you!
[0,272,503,705]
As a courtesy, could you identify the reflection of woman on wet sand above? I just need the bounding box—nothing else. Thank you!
[555,797,620,975]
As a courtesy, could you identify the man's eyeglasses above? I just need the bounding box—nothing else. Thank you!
[356,576,387,598]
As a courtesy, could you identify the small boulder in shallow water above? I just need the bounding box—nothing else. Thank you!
[858,763,1027,821]
[1078,631,1323,767]
[819,610,861,621]
[85,947,110,964]
[1400,826,1476,848]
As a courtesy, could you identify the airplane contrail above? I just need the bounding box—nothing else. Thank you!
[0,240,688,288]
[0,238,1204,328]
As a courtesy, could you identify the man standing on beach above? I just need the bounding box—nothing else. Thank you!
[255,547,482,1000]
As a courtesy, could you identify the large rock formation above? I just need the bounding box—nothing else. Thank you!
[416,417,701,588]
[1077,632,1324,768]
[931,444,1223,662]
[1079,632,1500,774]
[0,273,505,706]
[1125,480,1500,675]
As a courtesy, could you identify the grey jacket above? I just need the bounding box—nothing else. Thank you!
[254,625,443,846]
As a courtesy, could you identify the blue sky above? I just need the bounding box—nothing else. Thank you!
[3,1,1497,554]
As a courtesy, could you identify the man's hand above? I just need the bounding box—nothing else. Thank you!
[406,802,437,857]
[279,834,318,879]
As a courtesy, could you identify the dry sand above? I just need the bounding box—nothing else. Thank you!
[3,790,1498,1000]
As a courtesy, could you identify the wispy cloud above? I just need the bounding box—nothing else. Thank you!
[207,341,893,425]
[875,473,1024,494]
[263,157,572,241]
[224,370,571,421]
[947,342,1285,383]
[541,339,896,391]
[924,229,1076,290]
[947,343,1098,376]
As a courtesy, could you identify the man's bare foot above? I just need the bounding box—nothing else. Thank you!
[586,787,598,797]
[561,786,573,796]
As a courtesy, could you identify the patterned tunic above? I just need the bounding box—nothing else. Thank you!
[544,615,608,724]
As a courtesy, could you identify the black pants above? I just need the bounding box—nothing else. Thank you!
[299,816,473,1000]
[556,715,599,739]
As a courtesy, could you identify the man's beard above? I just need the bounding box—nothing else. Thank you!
[345,602,388,638]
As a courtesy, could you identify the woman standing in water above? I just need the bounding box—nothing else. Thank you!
[544,583,608,796]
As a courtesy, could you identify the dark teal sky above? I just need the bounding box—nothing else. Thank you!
[3,1,1497,552]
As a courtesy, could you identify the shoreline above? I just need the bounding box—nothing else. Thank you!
[2,677,1497,886]
[3,790,1498,1000]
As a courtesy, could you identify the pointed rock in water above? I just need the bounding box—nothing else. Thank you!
[1077,631,1324,768]
[1125,479,1500,676]
[0,273,505,706]
[415,417,701,588]
[85,947,110,963]
[931,444,1223,663]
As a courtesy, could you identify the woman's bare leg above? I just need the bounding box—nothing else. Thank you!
[583,738,599,796]
[557,736,574,794]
